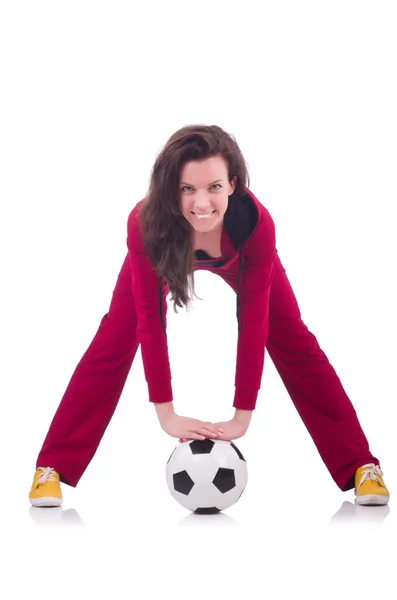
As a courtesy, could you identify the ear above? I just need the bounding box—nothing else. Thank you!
[230,175,237,193]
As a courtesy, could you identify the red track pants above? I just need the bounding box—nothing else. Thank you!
[36,251,378,490]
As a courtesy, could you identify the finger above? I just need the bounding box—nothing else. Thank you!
[203,422,218,429]
[201,425,219,432]
[212,423,225,433]
[186,432,207,440]
[204,422,224,434]
[200,428,219,437]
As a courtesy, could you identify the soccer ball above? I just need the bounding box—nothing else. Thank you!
[165,438,248,513]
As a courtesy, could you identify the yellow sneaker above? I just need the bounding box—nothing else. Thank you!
[354,463,389,506]
[29,467,63,507]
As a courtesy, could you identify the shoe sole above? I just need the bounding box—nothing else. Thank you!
[29,496,63,507]
[355,494,389,506]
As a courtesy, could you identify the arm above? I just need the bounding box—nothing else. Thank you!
[211,408,253,440]
[154,400,175,425]
[233,207,276,410]
[127,204,233,440]
[234,408,253,426]
[127,205,174,404]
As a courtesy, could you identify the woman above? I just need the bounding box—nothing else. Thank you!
[29,124,389,508]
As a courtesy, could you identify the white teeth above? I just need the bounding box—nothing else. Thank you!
[193,211,214,220]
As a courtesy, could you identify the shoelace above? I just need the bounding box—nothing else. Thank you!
[357,463,384,490]
[36,467,57,485]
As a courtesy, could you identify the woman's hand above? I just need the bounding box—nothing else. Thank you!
[161,413,224,441]
[179,418,248,443]
[211,418,248,441]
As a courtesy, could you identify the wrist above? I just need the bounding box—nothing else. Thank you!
[154,401,175,426]
[234,408,253,425]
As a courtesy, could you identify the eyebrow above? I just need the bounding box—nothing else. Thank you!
[180,179,223,186]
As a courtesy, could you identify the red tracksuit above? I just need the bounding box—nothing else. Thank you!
[36,187,379,489]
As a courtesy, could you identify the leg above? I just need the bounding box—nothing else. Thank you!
[36,253,139,487]
[265,250,379,491]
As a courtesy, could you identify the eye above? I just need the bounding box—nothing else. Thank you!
[181,184,222,192]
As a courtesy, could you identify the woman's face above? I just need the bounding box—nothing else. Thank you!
[178,155,237,234]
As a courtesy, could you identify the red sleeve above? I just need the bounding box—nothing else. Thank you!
[126,207,173,404]
[233,208,276,410]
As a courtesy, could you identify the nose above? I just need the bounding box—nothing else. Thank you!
[193,199,213,213]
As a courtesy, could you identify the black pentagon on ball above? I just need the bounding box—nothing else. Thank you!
[213,467,236,493]
[173,470,194,495]
[189,438,215,454]
[194,507,221,514]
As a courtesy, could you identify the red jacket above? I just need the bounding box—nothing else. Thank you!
[126,187,276,410]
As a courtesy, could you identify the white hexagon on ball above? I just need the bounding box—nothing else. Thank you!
[165,438,248,513]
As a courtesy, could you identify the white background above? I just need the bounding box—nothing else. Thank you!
[1,1,396,597]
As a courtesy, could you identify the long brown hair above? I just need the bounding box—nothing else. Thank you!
[138,124,251,313]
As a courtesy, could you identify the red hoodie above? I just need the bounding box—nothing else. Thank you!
[126,187,276,410]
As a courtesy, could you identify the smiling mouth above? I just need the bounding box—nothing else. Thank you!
[191,210,216,218]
